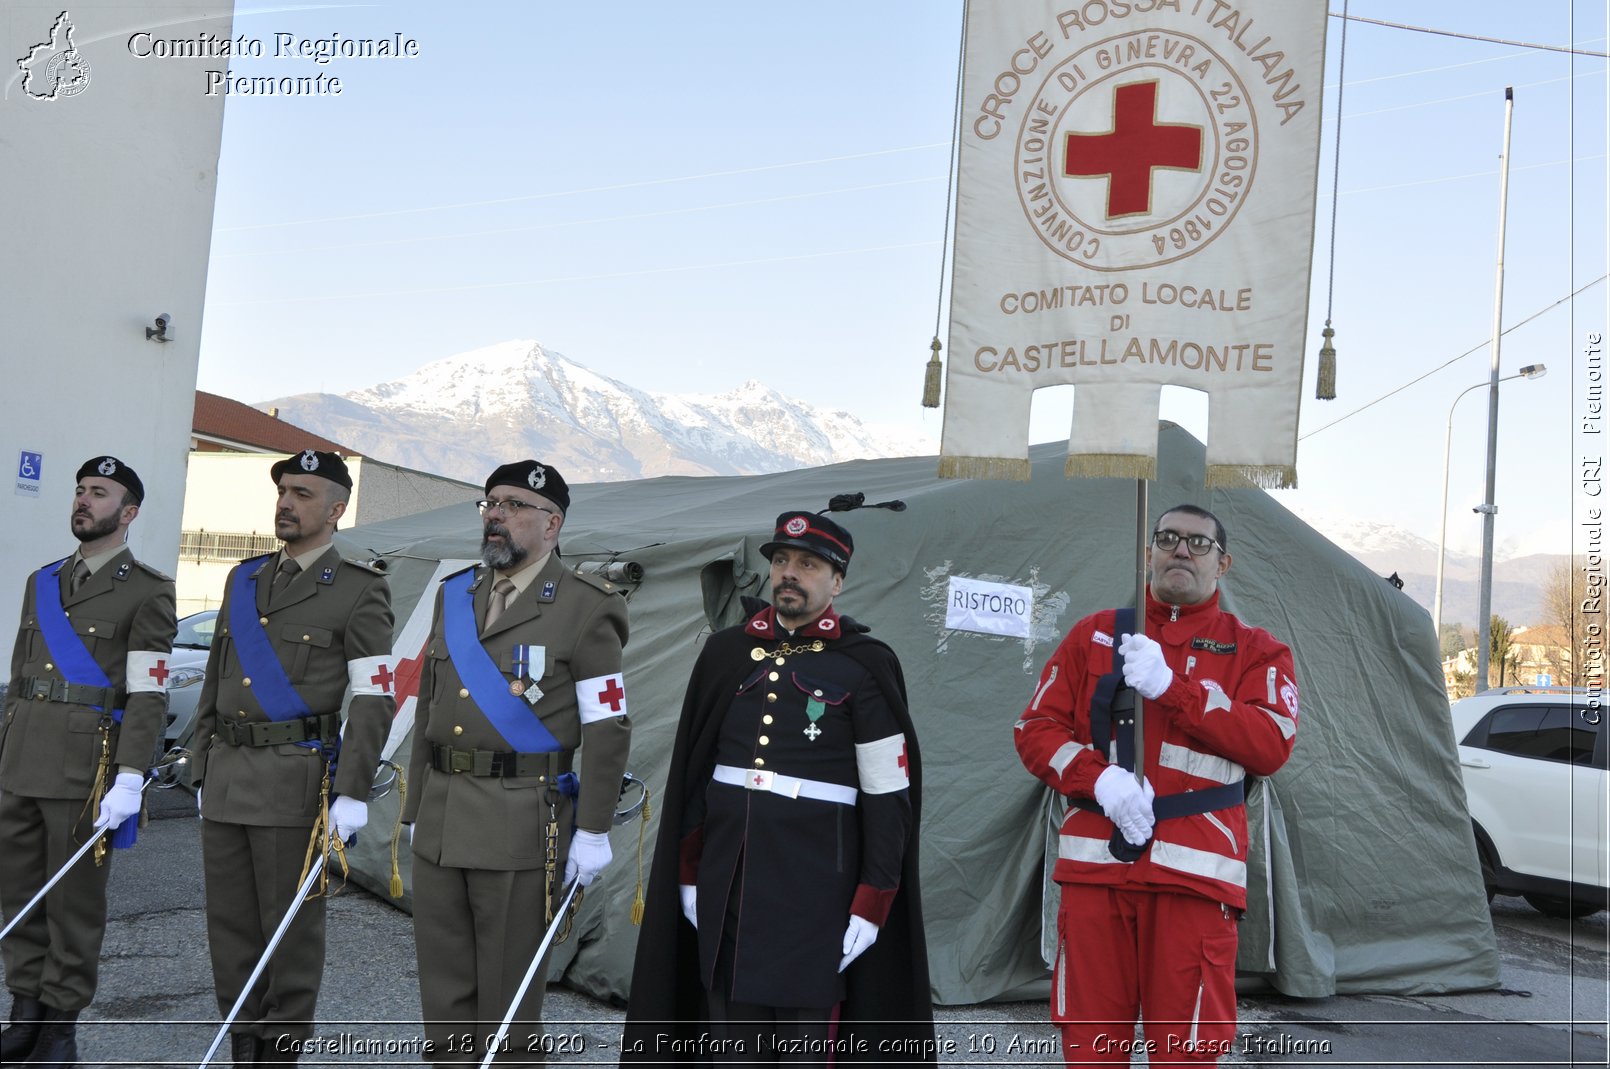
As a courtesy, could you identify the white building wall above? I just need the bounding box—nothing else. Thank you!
[1,1,234,683]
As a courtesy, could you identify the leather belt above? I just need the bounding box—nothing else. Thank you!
[712,763,857,806]
[429,744,572,780]
[216,712,340,748]
[17,676,117,710]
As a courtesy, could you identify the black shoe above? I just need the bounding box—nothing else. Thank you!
[1,993,45,1061]
[24,1004,78,1067]
[230,1032,263,1068]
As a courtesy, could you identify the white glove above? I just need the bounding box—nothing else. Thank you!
[1118,633,1173,700]
[1094,765,1156,847]
[329,796,369,842]
[680,885,698,928]
[96,772,143,830]
[839,915,880,972]
[407,823,415,846]
[195,784,204,820]
[565,829,613,886]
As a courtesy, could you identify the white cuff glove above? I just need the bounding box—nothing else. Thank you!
[1118,633,1173,700]
[565,829,613,886]
[329,796,369,843]
[1093,765,1156,847]
[680,884,698,928]
[839,915,880,972]
[96,772,144,830]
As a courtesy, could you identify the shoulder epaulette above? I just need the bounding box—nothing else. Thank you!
[340,557,387,576]
[569,567,626,597]
[442,562,478,581]
[132,560,174,583]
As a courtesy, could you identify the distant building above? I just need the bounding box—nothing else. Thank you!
[178,392,478,615]
[1440,624,1573,698]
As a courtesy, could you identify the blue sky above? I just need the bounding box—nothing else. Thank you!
[197,1,1607,558]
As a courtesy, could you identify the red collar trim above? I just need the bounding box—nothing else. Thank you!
[745,603,842,639]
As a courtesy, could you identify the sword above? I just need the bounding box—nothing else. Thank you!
[477,879,581,1069]
[1108,480,1152,863]
[196,851,328,1068]
[0,747,191,942]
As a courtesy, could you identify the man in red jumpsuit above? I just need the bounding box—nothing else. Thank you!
[1014,504,1298,1066]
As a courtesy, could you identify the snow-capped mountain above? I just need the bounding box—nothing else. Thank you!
[262,340,935,486]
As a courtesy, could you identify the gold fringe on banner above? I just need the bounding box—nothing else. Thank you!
[937,456,1031,481]
[1205,464,1297,490]
[1064,454,1157,481]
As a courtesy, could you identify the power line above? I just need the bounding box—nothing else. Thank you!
[1332,12,1610,58]
[1299,275,1608,441]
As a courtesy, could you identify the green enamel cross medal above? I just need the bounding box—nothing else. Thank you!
[803,698,825,741]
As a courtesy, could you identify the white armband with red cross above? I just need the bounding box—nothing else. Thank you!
[855,733,910,795]
[348,655,395,697]
[576,672,628,723]
[126,651,170,694]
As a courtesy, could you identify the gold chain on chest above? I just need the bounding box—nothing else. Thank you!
[750,639,826,663]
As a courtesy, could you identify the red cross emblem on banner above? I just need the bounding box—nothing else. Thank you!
[1064,80,1203,218]
[597,677,626,712]
[148,659,169,686]
[370,663,396,694]
[392,647,427,710]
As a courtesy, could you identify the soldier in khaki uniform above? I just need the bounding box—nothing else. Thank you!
[191,449,394,1067]
[403,459,631,1067]
[1,457,177,1066]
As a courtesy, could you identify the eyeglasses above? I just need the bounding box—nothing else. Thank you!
[476,498,557,517]
[1152,529,1223,556]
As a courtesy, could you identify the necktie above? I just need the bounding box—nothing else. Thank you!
[272,559,301,601]
[484,578,517,633]
[70,559,90,595]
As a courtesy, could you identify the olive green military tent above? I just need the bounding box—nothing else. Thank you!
[335,424,1498,1005]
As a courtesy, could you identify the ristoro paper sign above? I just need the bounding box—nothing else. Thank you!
[940,0,1327,487]
[945,575,1035,638]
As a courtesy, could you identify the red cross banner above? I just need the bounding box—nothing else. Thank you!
[379,558,479,763]
[940,0,1327,487]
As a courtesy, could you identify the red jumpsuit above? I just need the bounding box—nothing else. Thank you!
[1015,590,1298,1065]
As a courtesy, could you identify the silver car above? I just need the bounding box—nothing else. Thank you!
[164,610,215,755]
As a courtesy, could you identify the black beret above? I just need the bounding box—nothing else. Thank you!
[760,511,854,574]
[484,460,570,513]
[270,449,352,490]
[76,456,144,504]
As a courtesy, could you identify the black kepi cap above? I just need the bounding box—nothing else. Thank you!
[760,511,854,574]
[270,449,352,489]
[484,459,570,513]
[76,456,145,504]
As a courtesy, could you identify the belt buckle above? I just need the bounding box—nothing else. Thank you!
[450,750,474,774]
[744,769,775,792]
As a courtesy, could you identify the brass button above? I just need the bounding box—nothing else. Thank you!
[753,758,765,768]
[453,725,464,736]
[260,617,269,626]
[768,672,779,682]
[762,715,773,725]
[45,662,53,671]
[604,583,613,591]
[87,627,96,634]
[242,677,252,687]
[302,634,310,641]
[237,710,247,718]
[814,689,823,698]
[774,656,785,666]
[758,735,770,746]
[766,693,777,703]
[458,688,470,699]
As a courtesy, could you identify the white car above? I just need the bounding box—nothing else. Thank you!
[163,610,215,753]
[1452,687,1607,918]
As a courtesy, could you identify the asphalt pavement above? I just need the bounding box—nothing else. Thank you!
[2,788,1605,1067]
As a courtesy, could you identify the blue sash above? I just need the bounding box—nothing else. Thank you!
[33,559,136,849]
[442,570,562,753]
[228,555,313,722]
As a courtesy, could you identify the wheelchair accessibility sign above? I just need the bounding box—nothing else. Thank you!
[16,451,42,497]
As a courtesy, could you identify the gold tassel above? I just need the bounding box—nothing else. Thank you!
[84,725,113,866]
[388,767,409,899]
[1316,324,1337,400]
[630,786,652,925]
[921,337,943,408]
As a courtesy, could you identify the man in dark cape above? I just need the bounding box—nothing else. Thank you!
[623,511,934,1067]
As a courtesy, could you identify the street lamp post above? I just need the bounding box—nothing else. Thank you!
[1432,363,1546,649]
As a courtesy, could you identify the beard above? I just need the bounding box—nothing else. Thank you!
[71,510,119,544]
[481,523,527,572]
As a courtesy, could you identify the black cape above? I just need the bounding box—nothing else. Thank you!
[621,601,935,1066]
